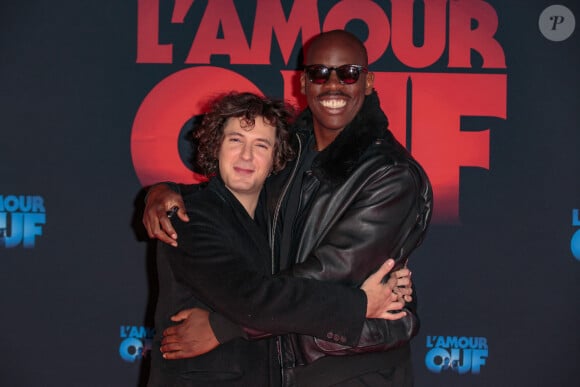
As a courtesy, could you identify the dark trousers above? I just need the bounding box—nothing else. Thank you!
[292,345,413,387]
[330,356,413,387]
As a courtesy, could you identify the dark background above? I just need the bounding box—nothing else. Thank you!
[1,1,579,386]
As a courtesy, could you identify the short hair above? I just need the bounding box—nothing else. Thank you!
[305,29,369,66]
[194,92,296,176]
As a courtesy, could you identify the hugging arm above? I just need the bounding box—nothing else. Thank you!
[143,183,200,246]
[168,210,375,347]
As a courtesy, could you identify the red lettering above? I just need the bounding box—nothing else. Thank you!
[448,0,506,68]
[185,0,252,64]
[250,0,321,65]
[137,0,172,63]
[131,67,262,186]
[408,73,507,223]
[138,0,506,69]
[172,0,195,24]
[373,72,507,223]
[391,0,447,68]
[323,0,390,65]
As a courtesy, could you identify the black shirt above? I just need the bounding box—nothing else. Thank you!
[279,134,319,271]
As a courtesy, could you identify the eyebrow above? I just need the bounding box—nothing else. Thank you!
[225,130,273,146]
[255,138,273,146]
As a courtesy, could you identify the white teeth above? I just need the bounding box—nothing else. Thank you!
[321,99,346,109]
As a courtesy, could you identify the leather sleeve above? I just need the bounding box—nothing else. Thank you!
[176,183,204,196]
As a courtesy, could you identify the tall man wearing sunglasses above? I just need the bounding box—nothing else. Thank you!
[144,30,432,386]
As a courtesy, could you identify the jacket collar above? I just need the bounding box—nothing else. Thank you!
[294,90,390,183]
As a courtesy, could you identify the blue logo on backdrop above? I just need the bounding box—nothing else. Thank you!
[0,195,46,248]
[425,335,488,374]
[119,325,154,363]
[572,209,580,261]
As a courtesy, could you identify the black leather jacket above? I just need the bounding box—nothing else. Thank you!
[265,91,433,385]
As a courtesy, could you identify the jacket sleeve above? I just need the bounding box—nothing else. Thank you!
[169,210,367,346]
[285,161,431,355]
[176,183,205,196]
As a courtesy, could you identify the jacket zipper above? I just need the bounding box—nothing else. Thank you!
[270,132,302,274]
[270,132,302,387]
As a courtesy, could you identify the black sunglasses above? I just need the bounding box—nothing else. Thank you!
[304,64,368,85]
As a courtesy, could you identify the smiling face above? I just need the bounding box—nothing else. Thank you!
[218,116,276,207]
[300,31,374,149]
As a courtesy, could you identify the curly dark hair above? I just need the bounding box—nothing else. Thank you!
[194,92,296,176]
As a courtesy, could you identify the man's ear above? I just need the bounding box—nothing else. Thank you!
[365,72,375,95]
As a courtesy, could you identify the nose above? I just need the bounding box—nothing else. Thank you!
[240,143,252,160]
[326,68,341,88]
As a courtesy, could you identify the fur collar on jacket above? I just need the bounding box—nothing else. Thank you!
[294,90,392,183]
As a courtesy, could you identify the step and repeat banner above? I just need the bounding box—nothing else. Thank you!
[1,1,579,386]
